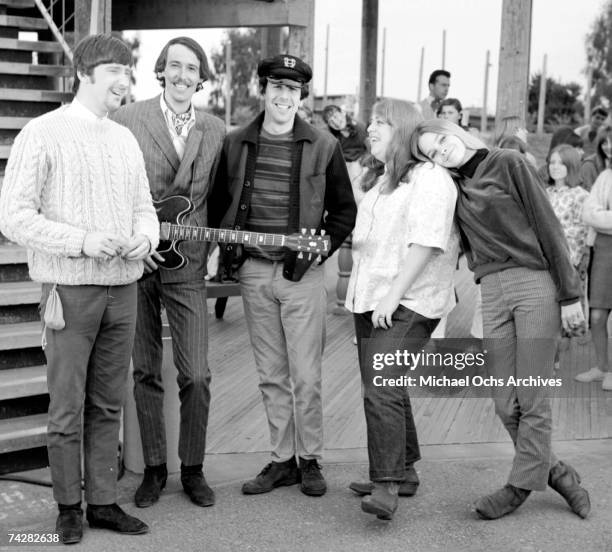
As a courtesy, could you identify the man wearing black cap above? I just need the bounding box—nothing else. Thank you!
[209,54,356,497]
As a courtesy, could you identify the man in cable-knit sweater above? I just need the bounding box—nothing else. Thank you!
[0,35,158,544]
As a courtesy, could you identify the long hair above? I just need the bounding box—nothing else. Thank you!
[371,98,423,190]
[594,125,612,169]
[410,119,488,165]
[547,145,582,188]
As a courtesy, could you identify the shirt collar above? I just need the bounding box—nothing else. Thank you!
[66,98,108,122]
[159,93,195,126]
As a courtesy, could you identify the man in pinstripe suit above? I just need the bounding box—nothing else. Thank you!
[112,37,225,508]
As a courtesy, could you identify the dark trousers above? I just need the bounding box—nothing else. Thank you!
[132,274,211,467]
[43,283,137,505]
[354,306,438,481]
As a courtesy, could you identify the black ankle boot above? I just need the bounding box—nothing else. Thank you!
[181,463,215,507]
[56,503,83,544]
[474,484,531,520]
[86,503,149,534]
[134,463,167,508]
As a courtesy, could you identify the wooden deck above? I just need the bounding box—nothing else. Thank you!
[204,258,612,455]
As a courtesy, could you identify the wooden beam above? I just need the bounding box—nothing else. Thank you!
[287,0,314,108]
[75,0,111,46]
[358,0,378,126]
[111,0,310,31]
[495,0,532,126]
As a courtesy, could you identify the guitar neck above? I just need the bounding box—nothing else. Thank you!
[165,224,286,247]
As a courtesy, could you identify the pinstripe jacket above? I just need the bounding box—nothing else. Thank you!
[112,95,225,283]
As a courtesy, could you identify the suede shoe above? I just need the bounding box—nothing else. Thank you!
[86,503,149,535]
[548,461,590,519]
[242,457,300,494]
[56,509,83,544]
[299,458,327,496]
[134,464,167,508]
[361,482,399,520]
[181,465,215,507]
[474,484,531,520]
[350,465,419,497]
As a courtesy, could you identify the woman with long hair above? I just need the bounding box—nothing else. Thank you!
[545,146,590,345]
[345,100,459,520]
[579,163,612,390]
[412,119,590,521]
[581,125,612,191]
[537,126,584,185]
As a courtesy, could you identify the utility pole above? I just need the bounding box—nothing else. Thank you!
[495,0,532,126]
[536,54,547,135]
[481,49,491,133]
[441,29,446,69]
[323,24,330,104]
[417,46,424,101]
[381,27,386,97]
[358,0,378,125]
[225,39,232,128]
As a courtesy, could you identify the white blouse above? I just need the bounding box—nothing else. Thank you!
[345,162,459,320]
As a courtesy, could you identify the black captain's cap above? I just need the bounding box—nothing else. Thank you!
[257,54,312,84]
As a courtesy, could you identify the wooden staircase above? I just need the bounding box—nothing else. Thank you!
[0,0,72,472]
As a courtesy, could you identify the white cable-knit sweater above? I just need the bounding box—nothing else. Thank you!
[0,103,159,285]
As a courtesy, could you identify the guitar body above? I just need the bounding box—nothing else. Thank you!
[154,195,194,270]
[154,195,331,272]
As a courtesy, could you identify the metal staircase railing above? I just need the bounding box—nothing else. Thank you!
[31,0,73,92]
[33,0,73,61]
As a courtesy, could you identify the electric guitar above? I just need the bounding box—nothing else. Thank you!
[154,195,331,270]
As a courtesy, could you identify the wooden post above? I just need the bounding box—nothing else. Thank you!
[380,27,386,98]
[536,54,547,135]
[358,0,378,126]
[495,0,532,127]
[481,49,490,133]
[225,39,232,128]
[417,46,424,101]
[323,24,329,104]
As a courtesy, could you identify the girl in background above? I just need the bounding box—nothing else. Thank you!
[545,145,590,353]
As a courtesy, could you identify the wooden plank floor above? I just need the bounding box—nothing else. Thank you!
[205,258,612,454]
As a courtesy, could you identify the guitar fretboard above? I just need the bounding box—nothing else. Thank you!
[165,224,286,247]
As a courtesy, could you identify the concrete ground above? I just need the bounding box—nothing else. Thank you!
[0,440,610,552]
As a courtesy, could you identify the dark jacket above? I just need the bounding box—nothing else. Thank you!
[208,112,356,282]
[327,120,368,162]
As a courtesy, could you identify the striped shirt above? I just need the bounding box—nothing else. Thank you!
[245,128,293,260]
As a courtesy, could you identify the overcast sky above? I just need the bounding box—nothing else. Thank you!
[128,0,607,113]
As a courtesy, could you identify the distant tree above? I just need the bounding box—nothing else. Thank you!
[585,0,612,106]
[209,29,262,122]
[528,74,583,126]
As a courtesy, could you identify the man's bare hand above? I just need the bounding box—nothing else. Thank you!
[121,234,151,261]
[82,233,125,259]
[143,251,165,273]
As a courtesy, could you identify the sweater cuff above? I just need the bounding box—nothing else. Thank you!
[559,297,580,307]
[67,229,88,257]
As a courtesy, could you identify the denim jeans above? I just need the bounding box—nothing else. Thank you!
[354,305,438,481]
